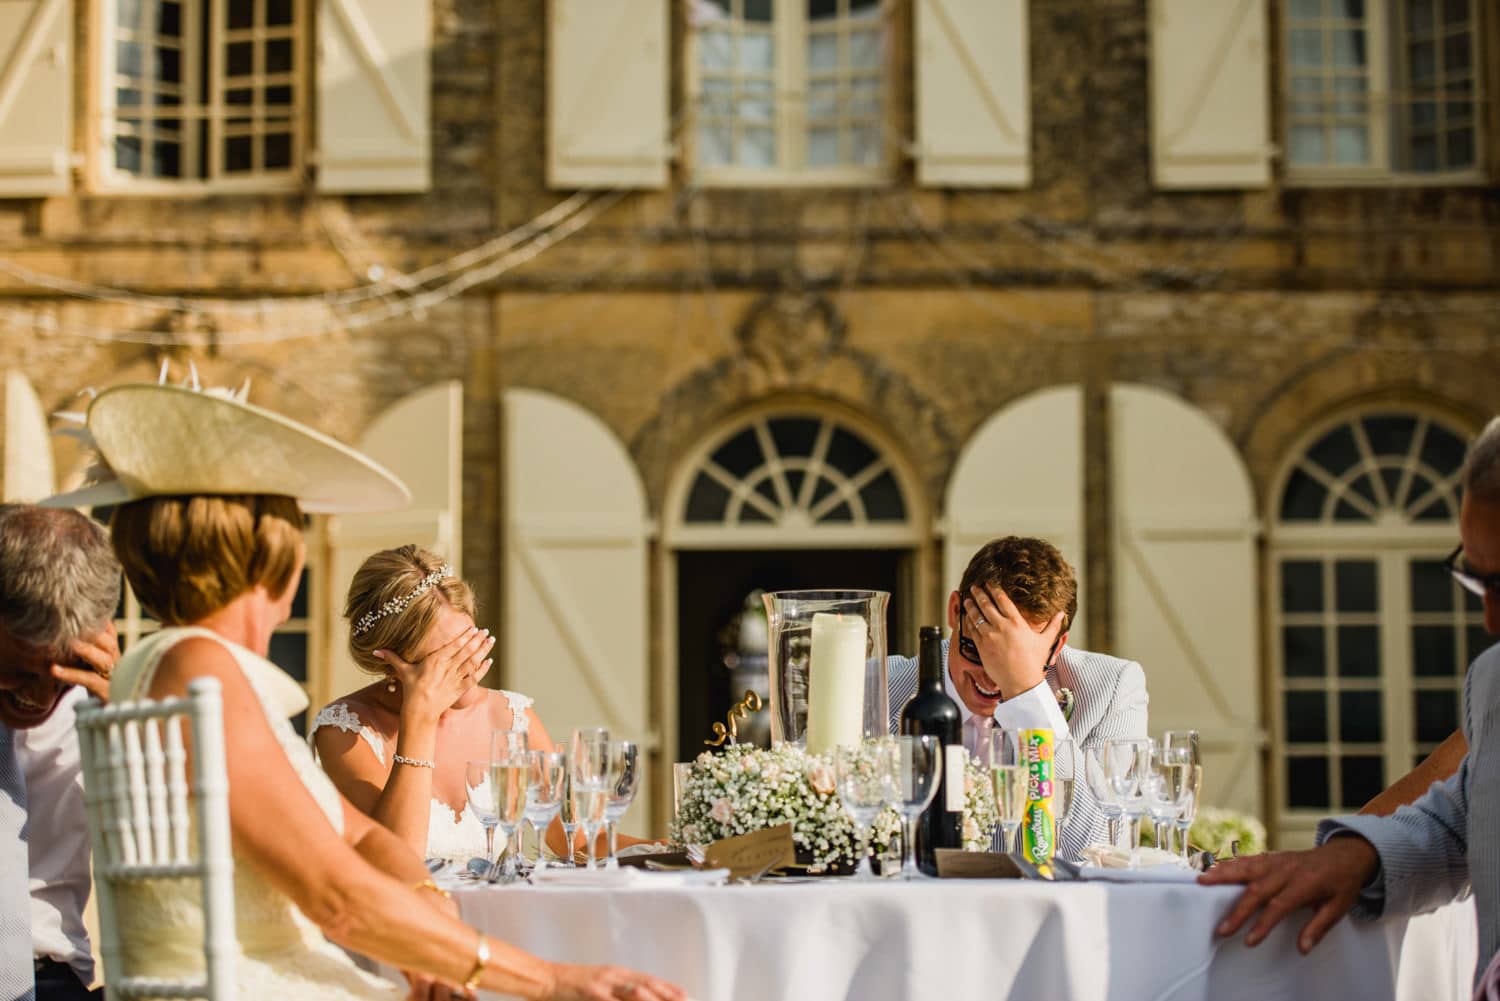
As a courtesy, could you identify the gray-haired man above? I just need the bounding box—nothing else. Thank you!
[1202,416,1500,988]
[0,504,121,1001]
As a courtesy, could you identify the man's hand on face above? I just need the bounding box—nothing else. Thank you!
[1196,837,1379,954]
[963,584,1066,700]
[49,621,120,703]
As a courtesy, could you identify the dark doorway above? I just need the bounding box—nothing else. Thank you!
[675,548,915,763]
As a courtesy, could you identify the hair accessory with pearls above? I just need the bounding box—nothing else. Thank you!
[352,565,454,637]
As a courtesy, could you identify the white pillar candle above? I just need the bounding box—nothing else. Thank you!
[805,612,868,755]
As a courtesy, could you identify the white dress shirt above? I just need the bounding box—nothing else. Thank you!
[14,687,93,984]
[943,645,1070,738]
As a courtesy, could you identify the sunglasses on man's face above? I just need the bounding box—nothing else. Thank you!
[1444,544,1500,599]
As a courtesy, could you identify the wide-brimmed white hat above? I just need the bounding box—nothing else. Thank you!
[43,381,411,514]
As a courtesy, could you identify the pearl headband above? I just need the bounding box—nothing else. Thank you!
[351,565,454,638]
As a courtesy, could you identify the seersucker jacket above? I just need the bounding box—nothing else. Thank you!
[887,640,1149,860]
[1317,640,1500,985]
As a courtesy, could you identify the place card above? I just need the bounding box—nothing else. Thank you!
[934,850,1027,880]
[703,824,796,881]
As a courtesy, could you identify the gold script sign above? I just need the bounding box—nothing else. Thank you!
[703,823,796,881]
[704,689,763,747]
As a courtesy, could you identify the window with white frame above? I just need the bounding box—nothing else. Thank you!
[102,0,306,187]
[690,0,889,183]
[1271,412,1483,845]
[1283,0,1485,179]
[96,507,325,734]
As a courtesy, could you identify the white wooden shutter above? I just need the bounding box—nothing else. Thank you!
[1150,0,1270,188]
[1111,384,1262,818]
[547,0,668,189]
[944,386,1085,646]
[0,0,72,197]
[503,388,653,828]
[914,0,1030,188]
[317,0,431,193]
[320,381,461,707]
[2,370,53,500]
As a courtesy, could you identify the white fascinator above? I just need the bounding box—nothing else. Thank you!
[42,368,410,514]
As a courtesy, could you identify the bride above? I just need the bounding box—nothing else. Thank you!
[312,545,552,863]
[48,378,682,1001]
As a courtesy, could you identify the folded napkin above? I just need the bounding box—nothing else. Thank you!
[529,865,730,888]
[1075,844,1199,883]
[1079,844,1179,869]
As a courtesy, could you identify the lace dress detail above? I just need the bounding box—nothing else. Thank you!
[110,627,401,1000]
[309,702,386,765]
[308,691,534,863]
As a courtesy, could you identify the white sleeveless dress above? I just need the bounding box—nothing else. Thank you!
[109,627,401,1000]
[308,689,534,863]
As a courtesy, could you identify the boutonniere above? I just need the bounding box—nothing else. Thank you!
[1056,687,1076,722]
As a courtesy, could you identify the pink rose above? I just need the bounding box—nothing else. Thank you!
[710,798,734,824]
[807,762,835,796]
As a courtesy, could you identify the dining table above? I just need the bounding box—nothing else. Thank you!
[421,867,1479,1001]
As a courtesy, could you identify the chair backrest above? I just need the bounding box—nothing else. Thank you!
[75,677,235,1000]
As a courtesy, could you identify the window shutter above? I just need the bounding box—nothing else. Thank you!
[3,370,54,501]
[316,0,430,193]
[0,0,72,197]
[914,0,1030,188]
[547,0,668,189]
[1150,0,1270,189]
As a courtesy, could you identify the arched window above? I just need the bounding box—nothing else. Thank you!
[1270,411,1482,846]
[679,413,909,535]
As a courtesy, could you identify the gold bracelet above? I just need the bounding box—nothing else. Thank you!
[463,932,490,991]
[412,879,452,902]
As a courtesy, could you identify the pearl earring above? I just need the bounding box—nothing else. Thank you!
[386,676,397,694]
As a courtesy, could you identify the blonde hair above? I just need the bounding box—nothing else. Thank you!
[110,495,303,625]
[344,545,475,676]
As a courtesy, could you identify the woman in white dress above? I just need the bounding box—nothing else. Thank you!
[311,546,552,863]
[47,379,682,1001]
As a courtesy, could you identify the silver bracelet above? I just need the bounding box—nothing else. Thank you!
[393,753,436,769]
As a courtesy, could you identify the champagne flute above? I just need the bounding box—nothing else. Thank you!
[985,729,1027,857]
[463,760,500,870]
[603,741,641,868]
[1174,764,1204,864]
[490,749,529,882]
[490,730,529,873]
[569,728,612,868]
[1163,730,1201,857]
[558,767,579,867]
[883,735,940,880]
[835,740,889,881]
[1104,738,1151,866]
[1053,739,1079,861]
[1084,745,1125,850]
[524,750,566,871]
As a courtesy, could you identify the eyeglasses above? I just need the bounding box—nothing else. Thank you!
[954,613,1067,669]
[1444,544,1500,599]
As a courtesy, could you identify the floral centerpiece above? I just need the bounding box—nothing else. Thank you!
[670,743,998,872]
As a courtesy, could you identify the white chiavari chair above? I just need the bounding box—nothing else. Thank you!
[75,677,234,1000]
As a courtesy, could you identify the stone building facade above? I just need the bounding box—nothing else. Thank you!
[0,0,1497,841]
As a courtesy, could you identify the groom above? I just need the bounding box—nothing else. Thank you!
[887,536,1149,859]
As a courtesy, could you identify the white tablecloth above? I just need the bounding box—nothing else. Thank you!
[445,877,1477,1001]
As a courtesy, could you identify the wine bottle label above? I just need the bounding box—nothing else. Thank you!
[944,744,966,813]
[1021,728,1055,864]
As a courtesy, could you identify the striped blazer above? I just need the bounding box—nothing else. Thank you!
[887,642,1149,860]
[1317,641,1500,984]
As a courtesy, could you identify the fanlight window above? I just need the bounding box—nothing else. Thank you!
[683,414,906,528]
[1272,412,1481,843]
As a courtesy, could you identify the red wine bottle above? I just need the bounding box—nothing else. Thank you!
[900,625,964,874]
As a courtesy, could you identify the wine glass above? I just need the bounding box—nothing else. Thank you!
[985,729,1027,857]
[557,767,579,867]
[882,735,940,880]
[603,740,641,868]
[464,760,500,871]
[569,728,612,868]
[524,750,566,871]
[1053,739,1080,861]
[490,747,529,882]
[834,740,890,880]
[1174,764,1204,865]
[1104,738,1152,866]
[1084,745,1125,850]
[1145,742,1193,857]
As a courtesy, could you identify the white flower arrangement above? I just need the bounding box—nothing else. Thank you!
[671,743,999,872]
